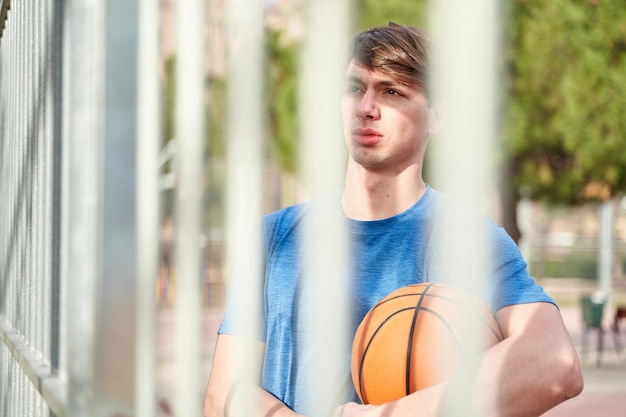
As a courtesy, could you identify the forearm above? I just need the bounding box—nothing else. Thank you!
[205,335,308,417]
[206,381,306,417]
[466,331,582,416]
[338,383,443,417]
[341,341,575,417]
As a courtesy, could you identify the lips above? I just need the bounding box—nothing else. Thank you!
[352,127,383,145]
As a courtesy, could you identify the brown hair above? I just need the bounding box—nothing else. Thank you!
[350,22,432,97]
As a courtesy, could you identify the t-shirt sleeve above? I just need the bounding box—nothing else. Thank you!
[217,205,304,340]
[487,225,555,312]
[425,198,554,313]
[217,212,281,341]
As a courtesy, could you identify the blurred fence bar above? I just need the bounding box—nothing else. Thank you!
[224,0,265,414]
[135,0,160,415]
[173,0,206,415]
[66,0,139,415]
[299,0,351,415]
[429,1,500,416]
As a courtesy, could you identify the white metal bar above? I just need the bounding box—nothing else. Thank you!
[135,0,161,414]
[429,1,499,214]
[0,318,65,416]
[58,0,71,390]
[299,1,351,415]
[224,0,265,413]
[66,0,104,413]
[598,201,614,297]
[96,0,140,413]
[67,0,140,414]
[174,0,206,415]
[429,2,500,416]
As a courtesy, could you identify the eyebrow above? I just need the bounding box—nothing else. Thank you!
[345,75,401,89]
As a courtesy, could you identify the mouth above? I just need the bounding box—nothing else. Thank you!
[352,127,383,145]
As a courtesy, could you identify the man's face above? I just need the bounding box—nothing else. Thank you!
[341,60,436,173]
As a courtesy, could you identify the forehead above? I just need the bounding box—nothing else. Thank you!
[346,60,390,81]
[345,60,418,90]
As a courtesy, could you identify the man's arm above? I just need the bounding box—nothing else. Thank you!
[338,302,584,417]
[204,334,307,417]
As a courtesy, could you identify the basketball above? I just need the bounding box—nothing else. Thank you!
[351,283,503,405]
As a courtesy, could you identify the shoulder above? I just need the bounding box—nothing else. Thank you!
[427,188,505,238]
[263,203,308,232]
[262,192,343,257]
[262,202,309,252]
[263,192,342,235]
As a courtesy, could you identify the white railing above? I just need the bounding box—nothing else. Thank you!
[0,0,62,415]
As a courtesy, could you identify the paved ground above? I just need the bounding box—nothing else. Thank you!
[157,300,626,416]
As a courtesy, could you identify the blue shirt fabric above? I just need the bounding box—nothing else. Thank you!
[218,186,553,415]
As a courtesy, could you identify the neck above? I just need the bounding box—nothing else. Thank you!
[341,161,427,221]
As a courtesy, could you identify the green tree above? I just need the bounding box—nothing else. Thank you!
[353,0,428,31]
[160,55,227,227]
[505,0,626,203]
[502,0,626,239]
[266,29,300,174]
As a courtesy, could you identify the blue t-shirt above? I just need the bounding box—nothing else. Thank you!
[218,186,553,415]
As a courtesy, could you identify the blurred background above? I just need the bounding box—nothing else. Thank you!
[156,0,626,308]
[0,0,625,416]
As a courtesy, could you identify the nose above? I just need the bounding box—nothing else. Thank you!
[356,90,380,120]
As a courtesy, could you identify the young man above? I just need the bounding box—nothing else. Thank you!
[205,23,583,417]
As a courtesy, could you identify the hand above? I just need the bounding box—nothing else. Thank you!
[334,402,377,417]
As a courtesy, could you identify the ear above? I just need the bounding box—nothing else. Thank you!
[428,101,446,135]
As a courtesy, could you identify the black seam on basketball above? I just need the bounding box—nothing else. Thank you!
[368,284,436,309]
[371,286,503,342]
[405,283,436,395]
[418,306,464,354]
[357,306,418,404]
[419,293,503,342]
[357,283,503,402]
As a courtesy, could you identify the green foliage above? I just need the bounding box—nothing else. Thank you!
[505,0,626,204]
[206,77,227,159]
[160,55,227,226]
[206,77,227,228]
[161,56,176,219]
[266,29,299,174]
[352,0,429,31]
[162,56,176,144]
[530,252,598,281]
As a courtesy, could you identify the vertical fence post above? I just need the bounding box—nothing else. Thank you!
[299,1,351,415]
[598,201,614,298]
[66,0,103,413]
[173,0,206,415]
[224,0,265,413]
[135,0,160,414]
[67,0,139,415]
[429,1,500,416]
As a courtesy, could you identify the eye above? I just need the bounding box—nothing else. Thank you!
[385,88,402,96]
[346,84,363,94]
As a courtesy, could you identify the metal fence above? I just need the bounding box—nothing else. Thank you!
[0,0,141,414]
[0,0,253,415]
[0,0,63,415]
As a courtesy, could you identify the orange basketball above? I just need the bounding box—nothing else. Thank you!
[351,283,503,405]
